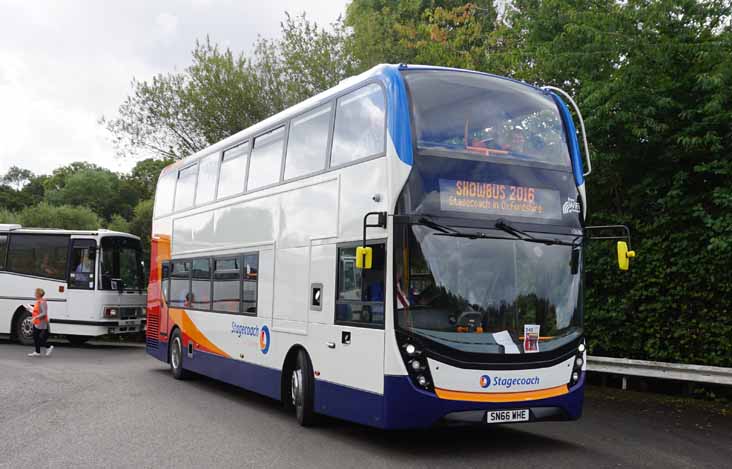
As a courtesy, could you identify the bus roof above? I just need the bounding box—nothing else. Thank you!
[159,64,547,176]
[0,225,140,240]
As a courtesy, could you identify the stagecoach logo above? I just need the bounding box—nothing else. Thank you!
[562,197,581,215]
[481,375,541,389]
[259,325,271,355]
[480,375,491,388]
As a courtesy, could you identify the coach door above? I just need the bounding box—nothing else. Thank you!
[66,237,97,321]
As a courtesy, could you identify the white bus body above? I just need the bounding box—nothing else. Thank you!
[147,64,589,429]
[0,225,146,345]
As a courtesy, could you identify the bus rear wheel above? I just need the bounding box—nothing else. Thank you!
[169,329,191,380]
[290,350,317,426]
[14,309,34,346]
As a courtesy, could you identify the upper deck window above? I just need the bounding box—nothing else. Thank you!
[248,127,285,190]
[174,164,198,211]
[284,103,332,180]
[154,171,176,217]
[218,142,248,200]
[403,71,571,167]
[195,153,219,205]
[330,83,386,167]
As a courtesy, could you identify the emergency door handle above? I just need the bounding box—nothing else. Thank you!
[326,342,336,349]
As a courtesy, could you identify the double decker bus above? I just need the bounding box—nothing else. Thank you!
[146,64,634,428]
[0,225,147,346]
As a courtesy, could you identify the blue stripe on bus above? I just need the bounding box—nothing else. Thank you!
[314,380,385,427]
[381,66,414,166]
[552,93,585,186]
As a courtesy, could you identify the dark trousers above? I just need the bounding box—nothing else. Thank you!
[32,326,50,353]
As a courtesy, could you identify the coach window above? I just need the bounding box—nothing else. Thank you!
[154,171,176,217]
[191,258,212,310]
[0,234,7,270]
[195,153,219,205]
[284,103,332,180]
[7,234,68,280]
[335,243,386,327]
[242,254,258,315]
[248,127,285,190]
[213,257,241,313]
[169,260,191,308]
[174,164,198,211]
[330,84,386,167]
[218,142,248,199]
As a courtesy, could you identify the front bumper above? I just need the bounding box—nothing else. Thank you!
[382,372,585,429]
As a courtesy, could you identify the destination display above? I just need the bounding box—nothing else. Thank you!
[438,179,562,220]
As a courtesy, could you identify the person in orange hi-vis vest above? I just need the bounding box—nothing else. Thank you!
[28,288,54,357]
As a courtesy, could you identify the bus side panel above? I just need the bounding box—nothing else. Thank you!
[183,349,281,401]
[1,272,67,334]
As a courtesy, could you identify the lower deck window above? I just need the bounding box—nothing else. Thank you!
[335,243,385,327]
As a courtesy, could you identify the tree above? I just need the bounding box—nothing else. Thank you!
[1,166,34,191]
[126,158,174,201]
[107,214,131,233]
[105,14,353,161]
[345,1,497,70]
[129,199,155,262]
[45,166,137,221]
[17,203,102,230]
[485,0,732,366]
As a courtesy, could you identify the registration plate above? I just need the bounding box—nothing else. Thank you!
[486,409,530,424]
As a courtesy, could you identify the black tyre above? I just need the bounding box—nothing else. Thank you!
[290,350,317,426]
[169,329,190,380]
[67,335,91,347]
[14,309,34,346]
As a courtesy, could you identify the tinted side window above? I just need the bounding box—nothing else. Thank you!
[7,234,69,280]
[284,104,332,180]
[68,239,96,290]
[174,164,198,211]
[0,234,7,270]
[335,243,385,327]
[331,84,386,167]
[218,143,248,199]
[191,258,211,310]
[248,127,284,190]
[169,261,191,308]
[195,153,219,205]
[242,254,258,315]
[213,257,240,313]
[154,171,176,217]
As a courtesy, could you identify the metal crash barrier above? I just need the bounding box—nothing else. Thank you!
[588,356,732,390]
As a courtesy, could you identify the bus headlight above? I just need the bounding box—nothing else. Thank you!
[410,359,424,371]
[575,357,584,368]
[405,344,417,356]
[416,375,429,387]
[104,307,118,318]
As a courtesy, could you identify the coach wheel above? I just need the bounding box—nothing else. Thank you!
[15,310,34,346]
[170,330,190,380]
[291,350,317,426]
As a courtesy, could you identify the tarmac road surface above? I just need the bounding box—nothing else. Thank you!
[1,340,730,468]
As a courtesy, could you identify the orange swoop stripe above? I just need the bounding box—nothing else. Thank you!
[169,308,230,358]
[435,384,569,403]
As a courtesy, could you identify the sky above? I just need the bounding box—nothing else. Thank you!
[0,0,348,177]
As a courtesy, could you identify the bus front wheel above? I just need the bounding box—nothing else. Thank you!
[291,350,317,426]
[169,329,191,380]
[14,309,34,346]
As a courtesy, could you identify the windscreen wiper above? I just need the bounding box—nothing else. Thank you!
[417,217,460,235]
[494,219,572,246]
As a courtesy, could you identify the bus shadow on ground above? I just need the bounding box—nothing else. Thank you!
[153,366,584,458]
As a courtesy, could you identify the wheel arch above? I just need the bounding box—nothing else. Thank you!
[10,305,29,340]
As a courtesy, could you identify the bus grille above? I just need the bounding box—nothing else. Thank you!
[146,312,160,350]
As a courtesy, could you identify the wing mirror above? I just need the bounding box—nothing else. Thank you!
[617,241,636,271]
[356,246,373,270]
